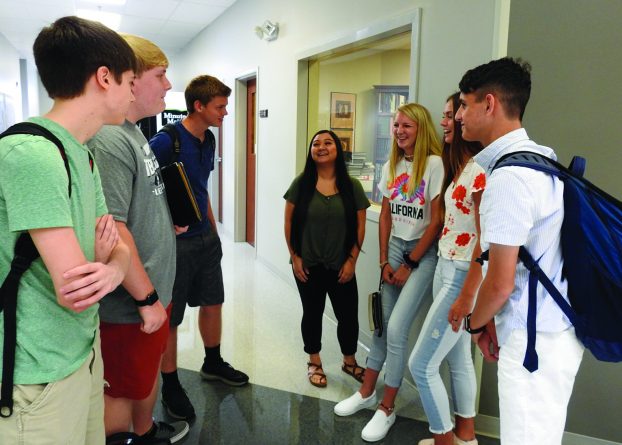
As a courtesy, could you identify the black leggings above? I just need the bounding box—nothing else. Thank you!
[294,265,359,356]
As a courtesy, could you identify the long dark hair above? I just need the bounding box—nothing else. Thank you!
[439,93,483,222]
[290,130,359,260]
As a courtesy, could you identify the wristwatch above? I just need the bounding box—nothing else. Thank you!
[135,289,159,307]
[464,313,486,334]
[402,252,419,269]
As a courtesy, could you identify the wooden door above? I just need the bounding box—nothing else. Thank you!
[217,126,223,222]
[245,78,256,246]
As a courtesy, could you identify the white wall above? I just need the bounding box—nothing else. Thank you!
[166,1,506,435]
[0,32,22,128]
[169,0,502,281]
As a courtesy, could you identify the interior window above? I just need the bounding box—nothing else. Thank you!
[307,32,411,205]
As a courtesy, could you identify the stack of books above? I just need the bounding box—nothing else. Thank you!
[347,153,375,194]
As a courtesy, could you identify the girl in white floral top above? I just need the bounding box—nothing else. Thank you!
[408,93,485,445]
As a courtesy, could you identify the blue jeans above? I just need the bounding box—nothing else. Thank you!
[408,256,477,433]
[367,236,437,388]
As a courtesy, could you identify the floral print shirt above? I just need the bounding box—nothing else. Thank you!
[438,158,486,260]
[378,155,443,240]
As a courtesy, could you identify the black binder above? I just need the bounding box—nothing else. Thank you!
[160,161,202,226]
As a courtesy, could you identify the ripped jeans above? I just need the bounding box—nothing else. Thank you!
[408,256,477,433]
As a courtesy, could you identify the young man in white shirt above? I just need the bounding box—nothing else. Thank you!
[455,57,584,445]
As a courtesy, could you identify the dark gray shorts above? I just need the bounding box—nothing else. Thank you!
[169,230,224,326]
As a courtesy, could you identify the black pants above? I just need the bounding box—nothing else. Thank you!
[294,265,359,356]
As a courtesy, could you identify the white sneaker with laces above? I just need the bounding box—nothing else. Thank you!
[361,408,396,442]
[333,390,377,416]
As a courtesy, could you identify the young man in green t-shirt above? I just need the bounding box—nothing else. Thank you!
[0,16,133,444]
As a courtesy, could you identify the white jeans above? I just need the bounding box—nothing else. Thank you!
[498,328,584,445]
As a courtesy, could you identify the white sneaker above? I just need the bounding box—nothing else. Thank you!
[361,408,396,442]
[334,391,377,416]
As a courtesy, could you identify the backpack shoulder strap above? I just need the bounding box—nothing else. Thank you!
[516,246,578,372]
[0,122,70,418]
[206,128,215,149]
[492,150,587,182]
[0,122,72,195]
[158,123,181,165]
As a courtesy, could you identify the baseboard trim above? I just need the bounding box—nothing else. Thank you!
[474,414,620,444]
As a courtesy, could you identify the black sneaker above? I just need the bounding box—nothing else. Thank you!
[200,361,249,386]
[161,384,196,422]
[136,420,189,444]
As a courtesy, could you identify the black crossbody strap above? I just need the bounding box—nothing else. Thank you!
[0,122,74,417]
[0,234,40,417]
[159,123,181,165]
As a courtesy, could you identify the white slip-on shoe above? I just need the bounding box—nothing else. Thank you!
[334,391,377,416]
[361,408,396,442]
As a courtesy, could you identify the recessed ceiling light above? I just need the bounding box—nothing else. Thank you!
[76,9,122,30]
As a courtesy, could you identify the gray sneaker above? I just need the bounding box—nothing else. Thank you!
[137,420,189,444]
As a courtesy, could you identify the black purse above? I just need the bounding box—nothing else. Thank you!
[368,276,384,337]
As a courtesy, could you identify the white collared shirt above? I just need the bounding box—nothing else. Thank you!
[473,128,572,346]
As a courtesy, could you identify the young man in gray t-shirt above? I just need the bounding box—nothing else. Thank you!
[88,34,189,444]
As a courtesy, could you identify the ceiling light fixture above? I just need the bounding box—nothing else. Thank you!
[79,0,127,5]
[76,8,122,30]
[254,20,279,42]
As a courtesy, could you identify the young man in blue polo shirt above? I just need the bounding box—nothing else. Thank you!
[456,57,584,445]
[150,75,249,421]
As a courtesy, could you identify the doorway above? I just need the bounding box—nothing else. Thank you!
[245,78,256,246]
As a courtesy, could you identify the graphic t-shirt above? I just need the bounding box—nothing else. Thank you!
[378,155,443,240]
[88,121,176,323]
[438,158,486,260]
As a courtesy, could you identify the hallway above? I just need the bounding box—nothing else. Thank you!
[155,229,500,444]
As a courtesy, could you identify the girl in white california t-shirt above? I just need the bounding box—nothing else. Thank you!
[335,102,444,442]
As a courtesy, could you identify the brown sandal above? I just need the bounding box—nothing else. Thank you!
[307,362,327,388]
[342,361,366,382]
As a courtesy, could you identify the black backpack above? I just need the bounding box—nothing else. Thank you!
[0,122,92,417]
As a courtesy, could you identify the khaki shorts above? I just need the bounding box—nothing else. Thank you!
[0,331,105,445]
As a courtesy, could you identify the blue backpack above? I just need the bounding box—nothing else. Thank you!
[481,151,622,372]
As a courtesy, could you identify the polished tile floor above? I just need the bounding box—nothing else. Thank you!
[157,230,500,444]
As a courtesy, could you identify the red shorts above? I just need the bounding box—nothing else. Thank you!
[100,305,171,400]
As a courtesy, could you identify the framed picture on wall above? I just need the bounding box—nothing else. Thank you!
[332,128,354,155]
[330,92,356,129]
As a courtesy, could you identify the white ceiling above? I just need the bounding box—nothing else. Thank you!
[0,0,237,59]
